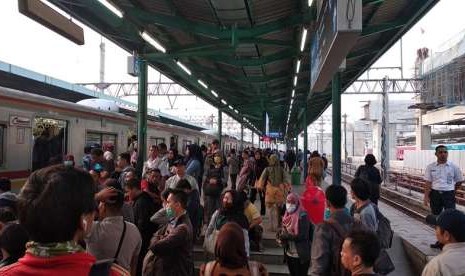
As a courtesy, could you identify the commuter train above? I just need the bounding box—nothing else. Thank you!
[0,86,251,188]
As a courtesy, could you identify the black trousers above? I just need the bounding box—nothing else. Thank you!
[286,256,310,276]
[430,190,456,215]
[230,174,237,190]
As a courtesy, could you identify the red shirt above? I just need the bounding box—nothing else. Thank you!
[0,252,127,276]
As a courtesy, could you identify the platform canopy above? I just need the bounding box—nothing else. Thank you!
[46,0,438,137]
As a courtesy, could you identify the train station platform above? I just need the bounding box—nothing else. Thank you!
[327,172,441,276]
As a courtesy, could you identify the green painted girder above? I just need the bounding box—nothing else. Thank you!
[168,38,295,52]
[176,63,293,84]
[362,0,384,5]
[361,20,406,37]
[346,47,381,60]
[144,48,235,60]
[127,7,315,40]
[195,49,298,66]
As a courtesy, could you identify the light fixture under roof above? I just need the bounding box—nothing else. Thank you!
[198,79,208,89]
[176,61,191,75]
[140,31,166,53]
[228,105,234,110]
[234,109,239,114]
[211,90,218,97]
[97,0,123,18]
[296,59,301,74]
[300,28,308,52]
[291,89,295,98]
[308,0,314,7]
[293,76,298,86]
[221,99,227,105]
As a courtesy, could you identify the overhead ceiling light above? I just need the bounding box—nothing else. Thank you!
[293,76,298,86]
[211,90,218,97]
[140,31,166,53]
[228,105,233,110]
[176,61,191,75]
[300,28,308,52]
[296,59,301,74]
[308,0,314,7]
[221,99,227,105]
[234,109,239,114]
[291,89,295,98]
[198,79,208,89]
[97,0,123,18]
[291,98,294,106]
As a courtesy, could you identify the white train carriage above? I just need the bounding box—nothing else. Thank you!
[0,86,215,187]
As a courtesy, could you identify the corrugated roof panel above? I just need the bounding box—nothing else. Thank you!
[136,0,173,15]
[173,0,218,24]
[253,0,296,25]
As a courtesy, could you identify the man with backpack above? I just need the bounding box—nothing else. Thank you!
[341,230,381,276]
[354,154,382,205]
[310,185,353,276]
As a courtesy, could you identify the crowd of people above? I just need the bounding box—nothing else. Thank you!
[0,141,464,276]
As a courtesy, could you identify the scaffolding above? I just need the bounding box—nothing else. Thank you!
[419,30,465,107]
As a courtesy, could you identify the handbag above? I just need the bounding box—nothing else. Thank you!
[374,249,395,275]
[203,229,219,254]
[203,211,220,254]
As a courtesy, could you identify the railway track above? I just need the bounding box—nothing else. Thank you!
[332,169,432,226]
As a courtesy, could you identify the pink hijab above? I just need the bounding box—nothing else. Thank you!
[282,193,303,235]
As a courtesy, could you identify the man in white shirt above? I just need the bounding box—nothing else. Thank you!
[143,144,170,180]
[165,159,199,191]
[424,145,463,249]
[422,209,465,276]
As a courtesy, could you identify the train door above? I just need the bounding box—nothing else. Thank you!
[32,117,68,171]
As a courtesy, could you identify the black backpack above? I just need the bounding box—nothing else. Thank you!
[325,220,351,276]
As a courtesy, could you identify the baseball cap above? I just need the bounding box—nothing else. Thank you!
[426,209,465,239]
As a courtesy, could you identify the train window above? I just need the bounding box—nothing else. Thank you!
[86,131,117,152]
[182,140,192,151]
[0,124,5,167]
[32,117,68,171]
[170,135,178,151]
[149,137,165,147]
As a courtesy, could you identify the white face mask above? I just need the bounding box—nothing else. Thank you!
[286,203,297,213]
[63,160,73,166]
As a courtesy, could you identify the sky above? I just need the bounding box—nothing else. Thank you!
[0,0,464,139]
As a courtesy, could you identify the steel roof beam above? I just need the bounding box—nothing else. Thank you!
[128,8,314,39]
[361,20,406,37]
[211,49,297,66]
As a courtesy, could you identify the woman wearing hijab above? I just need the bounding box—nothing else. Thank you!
[301,157,326,225]
[250,150,268,215]
[185,144,204,187]
[257,154,290,232]
[203,153,227,223]
[200,222,268,276]
[277,193,311,276]
[204,190,250,256]
[236,151,255,192]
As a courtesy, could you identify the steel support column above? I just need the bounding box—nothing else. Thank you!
[240,124,244,150]
[381,77,390,185]
[251,131,254,147]
[218,109,222,150]
[303,103,308,179]
[136,58,148,177]
[332,73,341,185]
